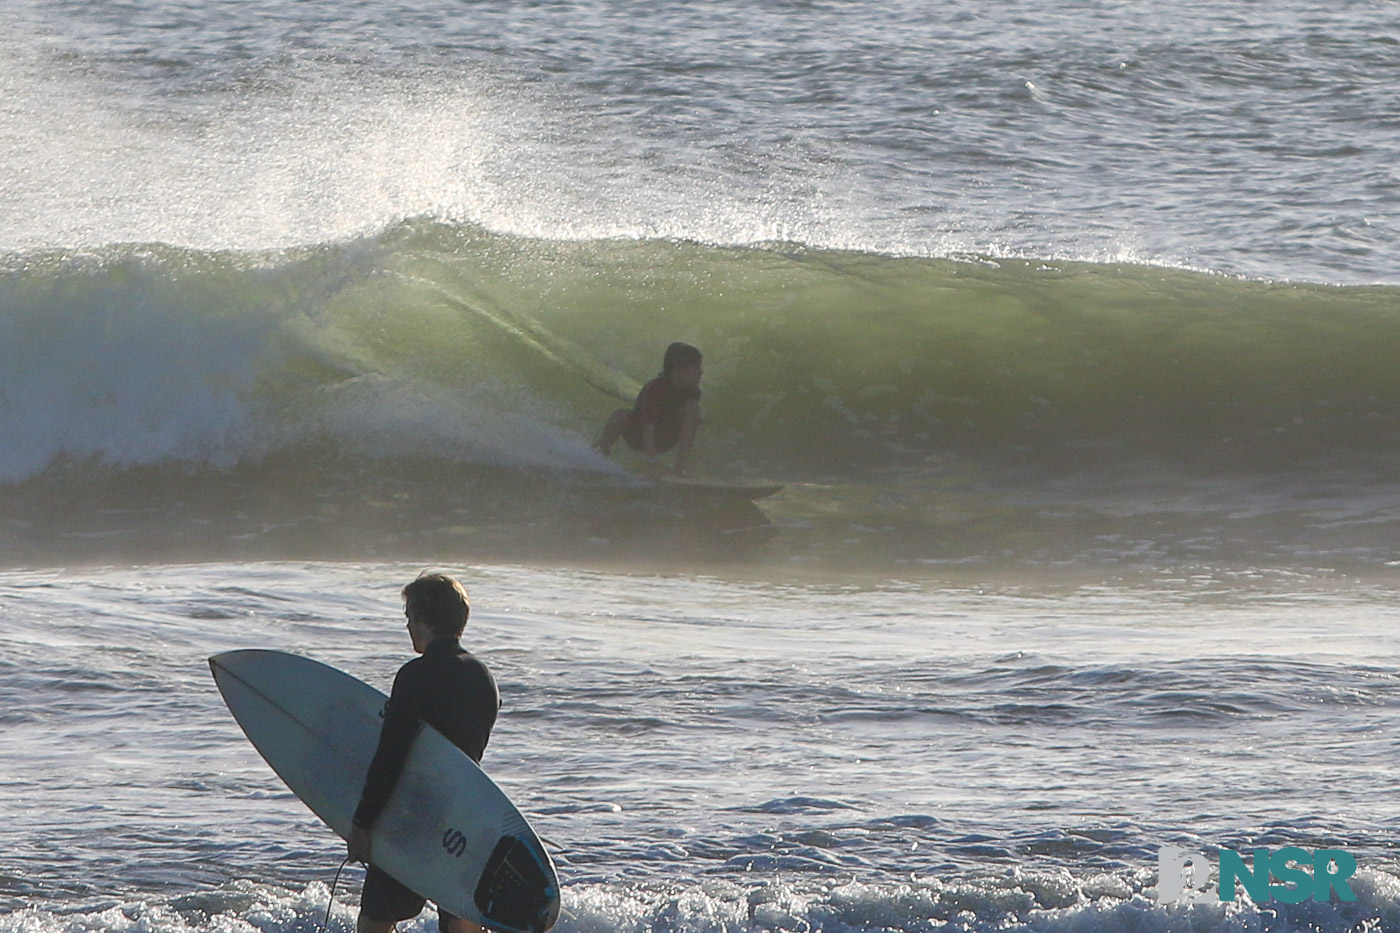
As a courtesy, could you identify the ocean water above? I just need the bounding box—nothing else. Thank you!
[4,563,1400,933]
[3,1,1400,931]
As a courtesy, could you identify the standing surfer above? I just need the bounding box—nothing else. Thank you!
[348,573,501,933]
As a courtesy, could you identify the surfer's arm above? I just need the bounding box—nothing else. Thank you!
[352,665,425,832]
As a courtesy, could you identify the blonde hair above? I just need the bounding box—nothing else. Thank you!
[402,572,470,638]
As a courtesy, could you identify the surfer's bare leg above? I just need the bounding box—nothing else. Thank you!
[353,908,482,933]
[443,918,486,933]
[357,916,395,933]
[594,409,630,455]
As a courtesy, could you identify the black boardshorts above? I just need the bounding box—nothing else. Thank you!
[361,864,460,931]
[621,413,681,454]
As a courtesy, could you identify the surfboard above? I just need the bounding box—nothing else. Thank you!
[209,649,560,933]
[651,475,784,501]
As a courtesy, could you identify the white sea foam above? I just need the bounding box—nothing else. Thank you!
[7,874,1400,933]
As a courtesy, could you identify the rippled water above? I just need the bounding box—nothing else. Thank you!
[3,563,1400,932]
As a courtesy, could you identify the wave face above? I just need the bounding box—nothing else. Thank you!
[7,222,1400,477]
[4,223,1400,567]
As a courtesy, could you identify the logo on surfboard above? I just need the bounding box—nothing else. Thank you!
[442,828,468,858]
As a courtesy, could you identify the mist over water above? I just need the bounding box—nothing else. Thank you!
[3,0,1399,280]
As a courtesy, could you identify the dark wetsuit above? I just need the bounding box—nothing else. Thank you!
[354,637,500,928]
[621,374,701,453]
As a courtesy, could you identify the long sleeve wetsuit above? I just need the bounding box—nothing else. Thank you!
[352,638,500,831]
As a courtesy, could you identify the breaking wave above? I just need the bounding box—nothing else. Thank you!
[4,222,1400,567]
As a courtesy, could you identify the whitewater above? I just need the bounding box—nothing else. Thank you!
[3,1,1400,932]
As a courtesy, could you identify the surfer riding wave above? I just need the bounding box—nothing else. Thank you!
[594,342,703,477]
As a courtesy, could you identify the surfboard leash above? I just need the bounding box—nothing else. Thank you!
[325,856,352,932]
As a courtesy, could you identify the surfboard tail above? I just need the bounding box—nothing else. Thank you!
[476,836,561,933]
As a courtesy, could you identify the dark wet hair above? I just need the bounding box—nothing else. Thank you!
[402,572,470,638]
[662,341,702,374]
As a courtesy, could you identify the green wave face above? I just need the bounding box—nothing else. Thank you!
[5,221,1400,568]
[327,221,1400,476]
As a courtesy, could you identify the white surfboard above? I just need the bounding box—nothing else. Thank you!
[210,649,560,933]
